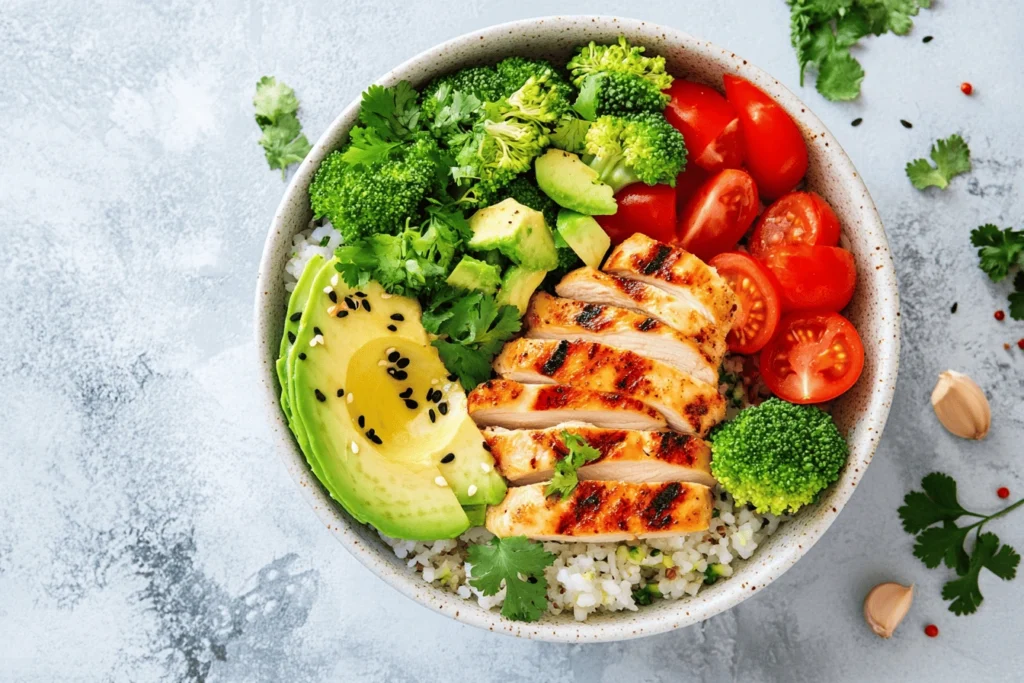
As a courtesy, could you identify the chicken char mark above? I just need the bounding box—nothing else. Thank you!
[529,339,652,394]
[555,481,688,535]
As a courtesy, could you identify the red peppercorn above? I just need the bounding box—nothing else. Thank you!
[961,82,973,95]
[998,487,1011,499]
[925,624,939,638]
[995,310,1006,321]
[1018,339,1024,350]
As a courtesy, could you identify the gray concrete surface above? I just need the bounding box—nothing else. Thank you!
[2,1,1022,681]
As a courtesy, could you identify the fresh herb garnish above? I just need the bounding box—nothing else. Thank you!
[906,134,971,190]
[970,224,1024,320]
[898,473,1022,615]
[254,76,313,177]
[467,535,556,622]
[545,431,602,499]
[787,0,933,101]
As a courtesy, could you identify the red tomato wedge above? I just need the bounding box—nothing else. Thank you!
[708,252,781,354]
[674,164,710,215]
[722,75,808,200]
[748,191,841,258]
[597,183,677,246]
[677,168,759,261]
[759,244,856,312]
[760,311,865,404]
[664,80,744,173]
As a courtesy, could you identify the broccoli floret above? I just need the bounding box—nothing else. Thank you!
[496,57,572,94]
[495,175,558,226]
[309,134,440,241]
[567,36,674,90]
[574,71,670,120]
[584,112,687,192]
[420,67,504,122]
[709,398,849,515]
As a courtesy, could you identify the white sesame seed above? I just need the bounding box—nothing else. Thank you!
[346,393,354,404]
[308,335,324,347]
[442,383,452,392]
[434,476,446,487]
[381,293,392,299]
[386,347,396,355]
[327,305,338,316]
[351,441,359,453]
[377,360,387,367]
[480,463,492,473]
[467,484,478,496]
[330,273,339,287]
[323,286,333,294]
[430,379,439,385]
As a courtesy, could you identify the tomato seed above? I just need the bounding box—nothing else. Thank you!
[924,624,939,638]
[995,310,1006,321]
[960,82,973,95]
[998,487,1011,499]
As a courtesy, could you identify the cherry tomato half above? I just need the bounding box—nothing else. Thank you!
[748,191,841,258]
[722,75,809,200]
[677,168,760,261]
[664,80,744,173]
[760,310,865,404]
[674,164,710,216]
[708,252,781,354]
[759,244,856,312]
[597,183,677,246]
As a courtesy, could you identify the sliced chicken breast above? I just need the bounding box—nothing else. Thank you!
[483,424,716,487]
[556,268,727,360]
[486,480,713,541]
[492,338,725,436]
[524,292,718,385]
[603,233,738,327]
[467,379,667,431]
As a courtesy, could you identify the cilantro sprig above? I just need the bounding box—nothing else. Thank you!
[970,224,1024,320]
[788,0,932,101]
[899,473,1023,615]
[906,134,972,190]
[545,431,602,499]
[254,76,313,177]
[467,536,556,622]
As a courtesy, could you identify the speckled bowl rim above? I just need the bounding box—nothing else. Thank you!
[254,16,900,642]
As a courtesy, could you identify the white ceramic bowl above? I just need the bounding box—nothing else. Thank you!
[254,16,900,642]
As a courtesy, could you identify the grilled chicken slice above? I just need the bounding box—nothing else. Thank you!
[524,292,718,385]
[492,339,725,436]
[556,268,727,359]
[484,424,715,487]
[603,233,738,327]
[486,481,713,541]
[468,379,667,431]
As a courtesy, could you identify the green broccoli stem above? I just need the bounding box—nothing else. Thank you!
[586,154,639,193]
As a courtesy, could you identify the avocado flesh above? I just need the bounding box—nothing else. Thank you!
[285,259,505,539]
[556,209,612,269]
[497,266,547,314]
[468,198,558,271]
[535,149,617,216]
[446,255,502,295]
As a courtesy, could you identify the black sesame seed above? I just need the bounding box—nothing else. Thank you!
[390,313,405,321]
[404,399,418,409]
[355,291,367,298]
[441,453,455,464]
[393,370,408,381]
[344,297,357,310]
[313,326,322,337]
[388,351,400,363]
[900,119,913,129]
[438,402,448,416]
[289,312,302,322]
[400,387,413,398]
[425,389,435,402]
[951,302,958,314]
[337,388,345,397]
[396,358,410,369]
[482,441,491,452]
[387,324,398,332]
[366,427,375,437]
[314,389,326,402]
[922,35,933,43]
[527,576,538,584]
[429,409,436,423]
[851,117,862,127]
[447,373,457,381]
[298,353,307,360]
[328,291,338,303]
[368,433,383,445]
[358,415,365,428]
[336,310,348,319]
[361,300,371,312]
[287,331,296,344]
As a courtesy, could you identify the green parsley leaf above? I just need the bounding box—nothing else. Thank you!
[906,134,971,190]
[545,431,602,499]
[970,224,1024,283]
[254,76,299,127]
[358,81,421,142]
[432,340,495,391]
[1010,272,1024,321]
[913,522,971,570]
[898,472,973,534]
[428,84,482,138]
[341,127,401,167]
[816,50,865,101]
[259,124,312,175]
[942,533,1020,615]
[467,536,556,622]
[254,77,313,177]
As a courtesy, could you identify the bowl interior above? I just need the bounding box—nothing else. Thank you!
[254,16,900,642]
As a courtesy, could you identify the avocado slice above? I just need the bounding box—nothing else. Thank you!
[278,253,325,427]
[496,266,547,314]
[556,209,612,269]
[467,198,558,271]
[285,260,505,539]
[535,149,617,216]
[446,255,502,295]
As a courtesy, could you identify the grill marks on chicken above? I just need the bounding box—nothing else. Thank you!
[485,480,714,542]
[524,292,718,385]
[493,338,724,436]
[483,425,715,487]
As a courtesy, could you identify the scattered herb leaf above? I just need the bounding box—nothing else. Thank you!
[254,77,312,177]
[906,134,971,190]
[545,431,603,499]
[467,535,556,622]
[970,224,1024,282]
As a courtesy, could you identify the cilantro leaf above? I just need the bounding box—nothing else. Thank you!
[340,127,401,167]
[898,472,973,534]
[906,134,971,190]
[427,84,482,138]
[358,81,421,142]
[1010,272,1024,321]
[914,522,970,570]
[467,536,555,622]
[258,124,312,174]
[941,533,1020,615]
[254,77,313,177]
[432,340,495,390]
[971,224,1024,282]
[254,76,299,127]
[545,431,603,499]
[816,50,865,101]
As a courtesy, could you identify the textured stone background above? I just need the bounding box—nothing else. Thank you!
[2,1,1022,681]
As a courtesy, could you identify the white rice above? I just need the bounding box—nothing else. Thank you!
[284,226,790,621]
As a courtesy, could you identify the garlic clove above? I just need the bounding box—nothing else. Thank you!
[931,370,991,440]
[864,582,914,638]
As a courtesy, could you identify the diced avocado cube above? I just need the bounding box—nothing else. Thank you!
[496,266,546,314]
[535,149,617,216]
[556,209,612,269]
[446,255,502,295]
[467,198,558,271]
